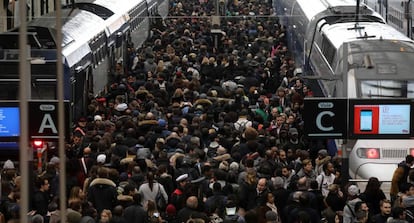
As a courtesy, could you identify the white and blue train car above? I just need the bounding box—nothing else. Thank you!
[0,0,169,122]
[275,0,414,183]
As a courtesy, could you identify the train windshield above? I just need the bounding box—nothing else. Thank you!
[359,80,414,98]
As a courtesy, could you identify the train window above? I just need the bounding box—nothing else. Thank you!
[0,82,18,100]
[321,35,336,67]
[97,49,102,63]
[31,83,56,99]
[408,82,414,98]
[133,18,138,29]
[359,80,413,98]
[101,47,105,62]
[100,47,105,62]
[92,53,97,68]
[95,53,100,66]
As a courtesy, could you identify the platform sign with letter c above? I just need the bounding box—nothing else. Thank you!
[304,98,347,139]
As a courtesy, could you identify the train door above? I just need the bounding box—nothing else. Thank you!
[72,67,90,120]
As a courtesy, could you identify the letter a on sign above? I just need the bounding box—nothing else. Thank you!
[38,114,58,133]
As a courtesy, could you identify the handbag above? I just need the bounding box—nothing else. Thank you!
[155,183,167,211]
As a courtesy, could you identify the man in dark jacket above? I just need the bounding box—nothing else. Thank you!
[31,177,50,217]
[204,182,227,217]
[177,196,209,223]
[170,174,190,210]
[123,193,148,223]
[87,167,118,214]
[371,199,392,223]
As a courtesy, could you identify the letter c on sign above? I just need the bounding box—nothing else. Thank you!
[316,111,334,131]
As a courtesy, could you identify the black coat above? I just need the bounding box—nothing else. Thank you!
[123,204,148,223]
[87,178,118,214]
[31,190,50,216]
[177,207,209,223]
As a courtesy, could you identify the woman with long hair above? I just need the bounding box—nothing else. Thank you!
[99,209,112,223]
[68,186,86,205]
[82,165,99,196]
[257,192,281,223]
[138,171,168,210]
[146,200,163,223]
[238,168,259,210]
[359,177,386,216]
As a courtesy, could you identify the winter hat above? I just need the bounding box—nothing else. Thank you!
[318,149,328,157]
[166,204,177,215]
[229,162,239,172]
[158,119,167,128]
[94,115,102,121]
[97,154,107,164]
[3,160,14,169]
[348,185,359,196]
[49,156,60,165]
[209,141,220,149]
[115,103,128,112]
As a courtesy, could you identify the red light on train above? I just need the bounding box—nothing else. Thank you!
[366,148,380,159]
[33,140,44,149]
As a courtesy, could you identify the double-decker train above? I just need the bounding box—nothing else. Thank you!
[275,0,414,183]
[0,0,168,122]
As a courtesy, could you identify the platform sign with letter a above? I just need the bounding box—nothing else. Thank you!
[304,98,347,139]
[29,101,69,140]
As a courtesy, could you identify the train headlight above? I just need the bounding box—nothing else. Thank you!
[357,148,380,159]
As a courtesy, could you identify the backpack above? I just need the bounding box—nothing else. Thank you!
[155,184,167,212]
[406,206,414,222]
[345,202,357,223]
[235,120,249,133]
[397,164,410,192]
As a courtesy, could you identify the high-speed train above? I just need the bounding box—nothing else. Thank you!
[275,0,414,182]
[0,0,168,121]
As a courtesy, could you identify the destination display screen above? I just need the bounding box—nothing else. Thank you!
[0,107,20,137]
[349,100,413,139]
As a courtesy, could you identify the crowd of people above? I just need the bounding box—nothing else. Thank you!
[1,0,412,223]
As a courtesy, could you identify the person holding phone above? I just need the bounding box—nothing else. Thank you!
[147,200,163,223]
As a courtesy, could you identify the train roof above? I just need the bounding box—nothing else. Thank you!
[27,8,106,47]
[293,0,384,24]
[61,9,108,67]
[74,0,145,35]
[322,22,414,49]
